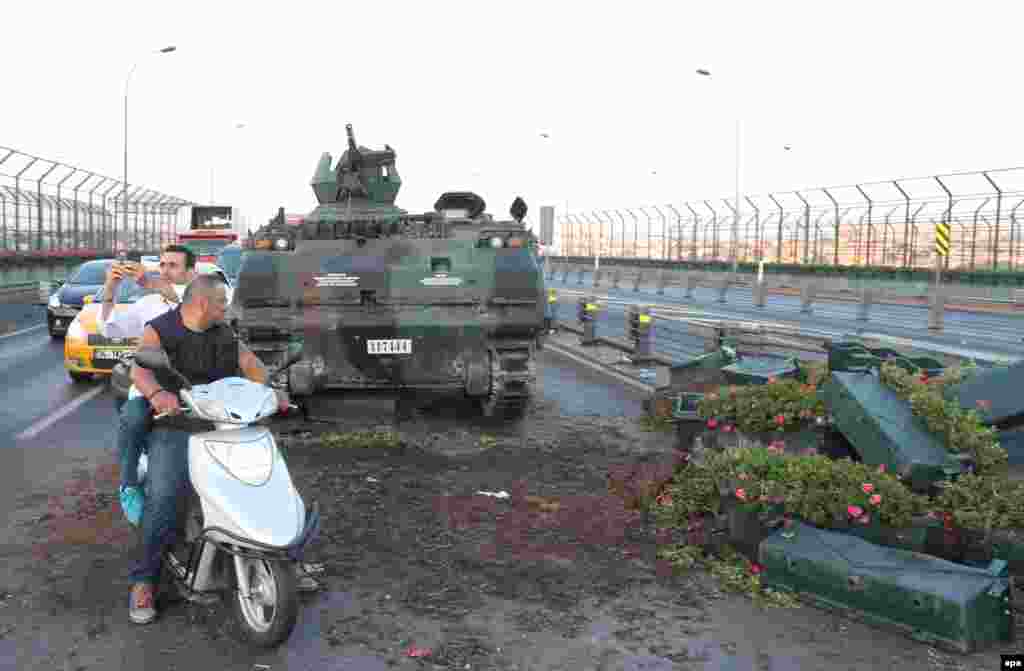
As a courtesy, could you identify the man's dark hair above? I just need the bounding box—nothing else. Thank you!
[183,273,227,304]
[163,244,196,270]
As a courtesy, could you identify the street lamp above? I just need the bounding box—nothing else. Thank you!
[696,68,741,272]
[124,45,176,251]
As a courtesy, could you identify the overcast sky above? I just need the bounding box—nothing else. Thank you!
[3,0,1024,237]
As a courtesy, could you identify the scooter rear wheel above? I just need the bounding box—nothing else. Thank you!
[230,556,299,648]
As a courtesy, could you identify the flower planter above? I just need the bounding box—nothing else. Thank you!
[925,527,1024,575]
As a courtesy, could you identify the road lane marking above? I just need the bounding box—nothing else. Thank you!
[0,323,45,340]
[15,385,107,441]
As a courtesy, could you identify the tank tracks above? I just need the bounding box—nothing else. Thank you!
[480,341,537,418]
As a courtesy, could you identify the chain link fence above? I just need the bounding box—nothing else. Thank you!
[0,145,192,257]
[557,167,1024,272]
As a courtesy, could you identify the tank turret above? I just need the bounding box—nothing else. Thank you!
[309,124,403,217]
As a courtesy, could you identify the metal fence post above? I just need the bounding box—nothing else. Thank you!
[579,296,599,346]
[685,273,699,300]
[857,287,875,321]
[800,279,817,314]
[633,269,643,291]
[627,304,654,363]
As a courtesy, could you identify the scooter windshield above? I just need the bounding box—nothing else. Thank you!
[189,378,277,424]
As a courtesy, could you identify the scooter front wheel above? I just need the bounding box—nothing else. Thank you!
[231,556,299,648]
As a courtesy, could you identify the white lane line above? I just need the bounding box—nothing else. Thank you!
[15,385,107,441]
[0,323,46,340]
[544,341,654,393]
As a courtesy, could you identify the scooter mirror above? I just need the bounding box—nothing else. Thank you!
[134,347,170,371]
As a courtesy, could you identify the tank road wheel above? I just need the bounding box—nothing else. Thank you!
[479,347,535,420]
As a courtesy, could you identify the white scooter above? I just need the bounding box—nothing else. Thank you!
[130,347,319,648]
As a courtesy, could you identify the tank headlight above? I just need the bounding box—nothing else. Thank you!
[274,237,290,250]
[489,237,504,248]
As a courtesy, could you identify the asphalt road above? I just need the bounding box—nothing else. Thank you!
[547,272,1024,361]
[0,305,646,507]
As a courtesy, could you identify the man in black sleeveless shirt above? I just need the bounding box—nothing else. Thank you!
[125,273,291,625]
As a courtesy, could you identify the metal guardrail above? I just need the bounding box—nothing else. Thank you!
[0,280,58,305]
[546,287,1018,372]
[543,262,1024,327]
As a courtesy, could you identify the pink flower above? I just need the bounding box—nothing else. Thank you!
[774,414,786,426]
[869,494,882,506]
[735,488,747,501]
[656,492,673,507]
[766,445,782,455]
[877,464,886,474]
[749,562,764,575]
[723,424,734,433]
[861,483,874,495]
[707,419,718,429]
[976,399,992,412]
[856,514,871,525]
[847,505,864,518]
[406,646,432,658]
[769,440,786,452]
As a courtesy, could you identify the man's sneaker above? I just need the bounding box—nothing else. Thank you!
[128,583,156,624]
[119,485,145,527]
[295,563,323,593]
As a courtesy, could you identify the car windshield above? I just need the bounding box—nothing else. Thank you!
[70,262,110,285]
[181,238,233,257]
[94,274,160,304]
[217,247,242,279]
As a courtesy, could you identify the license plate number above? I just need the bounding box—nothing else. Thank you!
[366,339,411,355]
[95,349,131,361]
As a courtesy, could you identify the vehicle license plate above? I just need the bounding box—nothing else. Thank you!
[366,339,412,355]
[95,349,131,361]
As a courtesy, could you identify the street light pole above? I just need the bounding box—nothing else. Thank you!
[124,45,176,251]
[697,68,741,272]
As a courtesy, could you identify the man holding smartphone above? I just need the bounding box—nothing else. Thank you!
[101,245,198,527]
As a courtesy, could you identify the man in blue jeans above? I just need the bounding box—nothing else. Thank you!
[126,273,292,624]
[100,246,198,526]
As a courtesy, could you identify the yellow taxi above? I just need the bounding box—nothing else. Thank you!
[63,263,234,384]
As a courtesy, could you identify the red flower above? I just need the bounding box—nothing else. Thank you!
[735,488,747,501]
[774,414,786,426]
[869,494,881,506]
[406,645,432,658]
[656,492,673,507]
[861,483,874,495]
[847,505,864,518]
[749,562,764,575]
[707,419,718,429]
[767,376,777,384]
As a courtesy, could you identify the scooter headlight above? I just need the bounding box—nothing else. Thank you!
[204,438,274,486]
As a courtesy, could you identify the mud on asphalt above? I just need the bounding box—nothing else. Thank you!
[0,389,1014,669]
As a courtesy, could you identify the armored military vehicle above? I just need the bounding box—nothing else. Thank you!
[233,124,546,418]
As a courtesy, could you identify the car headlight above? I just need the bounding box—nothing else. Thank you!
[204,438,274,486]
[489,236,504,248]
[274,237,290,250]
[48,294,61,308]
[66,319,86,340]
